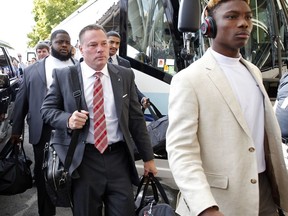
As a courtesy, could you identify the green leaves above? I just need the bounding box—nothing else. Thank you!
[27,0,87,48]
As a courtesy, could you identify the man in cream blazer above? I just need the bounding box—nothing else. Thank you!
[166,0,288,215]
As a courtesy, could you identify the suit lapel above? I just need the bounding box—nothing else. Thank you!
[240,59,267,96]
[204,52,252,136]
[107,64,123,119]
[36,59,47,87]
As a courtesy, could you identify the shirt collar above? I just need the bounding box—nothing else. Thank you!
[81,61,109,79]
[209,48,242,65]
[111,54,118,63]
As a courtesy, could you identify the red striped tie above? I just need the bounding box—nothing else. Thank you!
[93,71,108,153]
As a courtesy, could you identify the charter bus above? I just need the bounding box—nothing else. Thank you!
[53,0,288,206]
[54,0,288,114]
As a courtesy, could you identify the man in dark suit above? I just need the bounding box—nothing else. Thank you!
[11,29,76,216]
[107,30,150,109]
[275,72,288,139]
[41,24,157,216]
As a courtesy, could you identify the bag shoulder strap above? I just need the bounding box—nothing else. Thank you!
[147,101,163,120]
[70,65,81,112]
[63,66,82,170]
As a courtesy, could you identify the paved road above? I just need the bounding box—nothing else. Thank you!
[0,123,73,216]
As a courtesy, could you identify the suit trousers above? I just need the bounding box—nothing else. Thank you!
[32,126,56,216]
[259,171,278,216]
[72,143,135,216]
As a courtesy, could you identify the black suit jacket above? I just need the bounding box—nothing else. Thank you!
[12,58,47,144]
[40,63,154,185]
[12,57,77,144]
[115,55,145,103]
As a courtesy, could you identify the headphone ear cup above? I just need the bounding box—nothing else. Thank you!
[200,16,217,38]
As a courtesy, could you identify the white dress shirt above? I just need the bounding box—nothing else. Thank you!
[110,54,118,65]
[80,61,123,144]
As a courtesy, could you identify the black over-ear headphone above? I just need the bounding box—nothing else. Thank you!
[200,16,217,38]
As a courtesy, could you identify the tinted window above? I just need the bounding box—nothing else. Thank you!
[127,0,178,75]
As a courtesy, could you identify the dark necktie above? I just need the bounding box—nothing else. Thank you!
[108,57,113,63]
[93,71,108,153]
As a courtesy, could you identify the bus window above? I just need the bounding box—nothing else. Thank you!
[244,0,287,77]
[275,0,288,66]
[127,0,178,75]
[244,1,272,70]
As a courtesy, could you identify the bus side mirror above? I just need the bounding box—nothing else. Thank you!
[178,0,201,33]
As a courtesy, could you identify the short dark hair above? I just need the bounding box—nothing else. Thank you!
[79,24,107,44]
[107,31,121,39]
[35,42,49,51]
[50,29,70,43]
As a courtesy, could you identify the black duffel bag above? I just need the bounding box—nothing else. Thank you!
[0,139,33,195]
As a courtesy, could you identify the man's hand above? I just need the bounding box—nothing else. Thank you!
[68,110,89,130]
[10,134,22,145]
[141,97,150,109]
[0,113,5,122]
[143,159,157,176]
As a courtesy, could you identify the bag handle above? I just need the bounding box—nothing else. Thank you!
[147,101,163,120]
[135,173,170,214]
[135,174,159,214]
[17,140,28,161]
[135,174,159,202]
[148,173,170,204]
[0,139,27,162]
[0,139,14,159]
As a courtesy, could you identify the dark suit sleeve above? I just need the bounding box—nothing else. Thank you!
[125,60,131,68]
[125,70,154,162]
[275,73,288,137]
[136,85,145,104]
[41,69,72,130]
[11,70,29,135]
[117,56,131,68]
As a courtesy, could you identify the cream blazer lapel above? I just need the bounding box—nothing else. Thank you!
[204,51,252,137]
[239,58,277,130]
